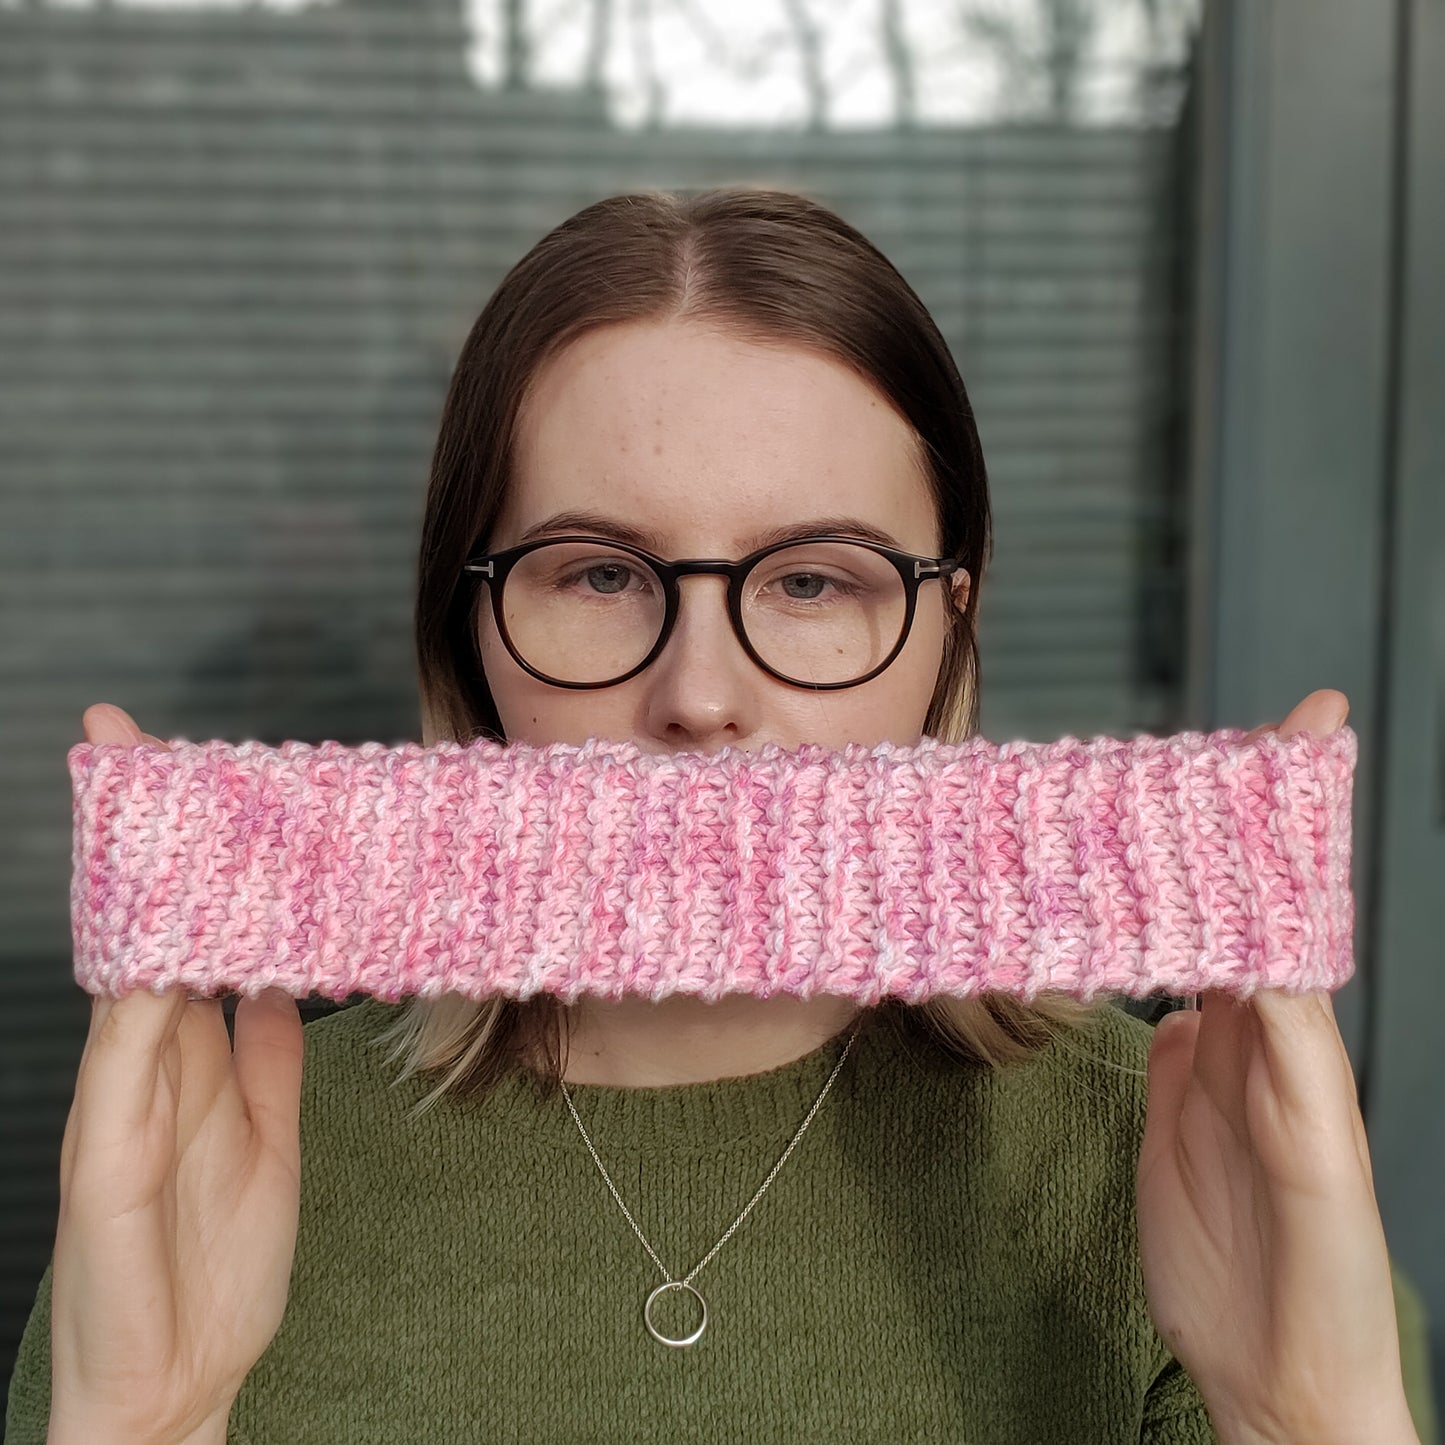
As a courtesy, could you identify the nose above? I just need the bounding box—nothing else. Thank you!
[639,571,759,746]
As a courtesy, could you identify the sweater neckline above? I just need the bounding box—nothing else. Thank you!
[483,1011,891,1157]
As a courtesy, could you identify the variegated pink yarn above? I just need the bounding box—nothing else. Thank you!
[67,725,1357,1005]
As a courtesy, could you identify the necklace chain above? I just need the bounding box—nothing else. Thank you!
[558,1018,862,1343]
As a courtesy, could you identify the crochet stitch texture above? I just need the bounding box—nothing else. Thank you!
[68,725,1357,1005]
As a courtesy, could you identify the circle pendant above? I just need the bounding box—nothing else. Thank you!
[644,1280,707,1347]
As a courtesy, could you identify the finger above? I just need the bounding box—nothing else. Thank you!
[1140,1006,1202,1171]
[81,703,171,751]
[1277,689,1350,740]
[1240,689,1349,745]
[232,990,304,1166]
[71,987,192,1154]
[83,704,140,746]
[75,993,115,1091]
[1198,986,1375,1201]
[1145,1007,1201,1113]
[1187,987,1270,1149]
[1241,720,1279,744]
[169,996,242,1151]
[1241,987,1367,1154]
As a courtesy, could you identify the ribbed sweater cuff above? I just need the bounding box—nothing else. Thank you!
[67,726,1357,1004]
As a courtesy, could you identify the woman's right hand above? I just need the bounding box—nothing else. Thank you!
[49,704,305,1445]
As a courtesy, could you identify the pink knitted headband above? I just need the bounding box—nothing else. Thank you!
[68,725,1357,1006]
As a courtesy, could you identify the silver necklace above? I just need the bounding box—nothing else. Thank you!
[558,1019,863,1348]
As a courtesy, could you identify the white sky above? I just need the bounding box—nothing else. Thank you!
[21,0,1201,128]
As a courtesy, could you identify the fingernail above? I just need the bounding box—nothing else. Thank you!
[1154,1010,1191,1038]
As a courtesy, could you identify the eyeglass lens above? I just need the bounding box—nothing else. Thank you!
[501,540,908,686]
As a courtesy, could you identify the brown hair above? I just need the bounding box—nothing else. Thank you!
[375,187,1114,1117]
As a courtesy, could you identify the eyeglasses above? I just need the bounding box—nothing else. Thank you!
[460,534,966,691]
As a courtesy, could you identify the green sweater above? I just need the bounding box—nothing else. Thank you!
[7,999,1220,1443]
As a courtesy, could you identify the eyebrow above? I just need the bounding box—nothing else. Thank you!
[513,509,907,554]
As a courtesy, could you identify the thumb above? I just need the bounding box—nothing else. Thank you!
[82,702,171,751]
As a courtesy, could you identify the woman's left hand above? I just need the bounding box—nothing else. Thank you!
[1136,688,1419,1445]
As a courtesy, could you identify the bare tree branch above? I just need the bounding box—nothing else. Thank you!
[630,0,665,126]
[957,0,1101,121]
[500,0,532,91]
[1041,0,1096,120]
[779,0,828,130]
[880,0,917,128]
[583,0,615,93]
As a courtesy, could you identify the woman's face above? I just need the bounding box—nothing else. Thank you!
[478,317,970,755]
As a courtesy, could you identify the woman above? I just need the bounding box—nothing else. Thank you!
[10,189,1417,1444]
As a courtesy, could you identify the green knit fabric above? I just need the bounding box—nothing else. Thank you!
[7,999,1221,1443]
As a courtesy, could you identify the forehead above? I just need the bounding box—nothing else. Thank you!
[507,319,934,549]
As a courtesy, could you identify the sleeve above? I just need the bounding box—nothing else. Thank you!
[1392,1254,1441,1445]
[3,1256,56,1445]
[1141,1355,1219,1445]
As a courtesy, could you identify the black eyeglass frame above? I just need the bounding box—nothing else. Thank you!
[460,533,967,692]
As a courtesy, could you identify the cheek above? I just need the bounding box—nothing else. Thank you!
[474,600,529,700]
[901,591,951,661]
[474,594,515,670]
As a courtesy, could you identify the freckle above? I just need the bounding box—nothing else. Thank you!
[653,442,663,456]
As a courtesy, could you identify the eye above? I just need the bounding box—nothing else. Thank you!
[560,561,647,595]
[773,571,858,602]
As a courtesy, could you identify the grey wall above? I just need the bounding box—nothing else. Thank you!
[1370,0,1445,1424]
[1186,0,1443,1421]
